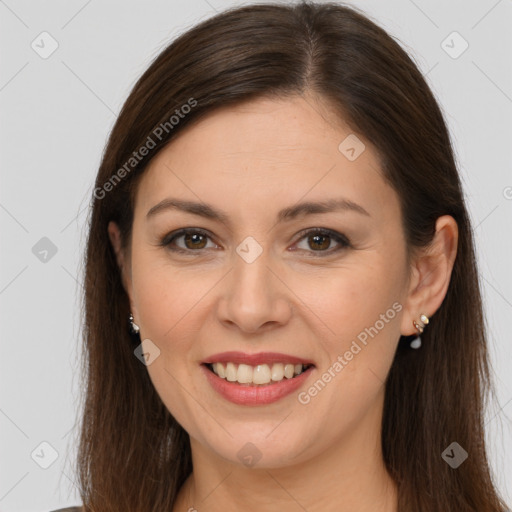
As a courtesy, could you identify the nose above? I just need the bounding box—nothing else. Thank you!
[216,247,293,334]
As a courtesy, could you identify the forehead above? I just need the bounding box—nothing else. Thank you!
[134,95,397,222]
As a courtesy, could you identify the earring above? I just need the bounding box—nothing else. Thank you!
[129,312,140,334]
[410,313,429,349]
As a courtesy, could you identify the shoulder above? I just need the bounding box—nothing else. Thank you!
[49,507,83,512]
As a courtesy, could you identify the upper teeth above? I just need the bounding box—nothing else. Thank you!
[211,362,308,385]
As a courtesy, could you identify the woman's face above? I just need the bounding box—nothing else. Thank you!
[114,95,415,468]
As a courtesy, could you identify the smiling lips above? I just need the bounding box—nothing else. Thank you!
[201,351,316,405]
[203,350,315,367]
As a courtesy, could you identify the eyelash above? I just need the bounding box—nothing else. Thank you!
[159,227,351,257]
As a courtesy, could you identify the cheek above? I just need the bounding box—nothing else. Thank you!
[292,260,404,402]
[292,269,403,427]
[130,257,209,430]
[290,259,404,342]
[131,249,211,342]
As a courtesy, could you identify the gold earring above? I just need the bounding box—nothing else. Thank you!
[410,313,429,349]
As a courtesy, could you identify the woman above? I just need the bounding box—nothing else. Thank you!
[54,2,509,511]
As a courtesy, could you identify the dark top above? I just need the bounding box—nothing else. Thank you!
[50,508,82,512]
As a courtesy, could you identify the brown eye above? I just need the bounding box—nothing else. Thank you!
[182,232,208,250]
[160,228,217,254]
[307,233,331,250]
[294,228,351,255]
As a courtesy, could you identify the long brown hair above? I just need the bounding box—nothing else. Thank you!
[76,2,509,510]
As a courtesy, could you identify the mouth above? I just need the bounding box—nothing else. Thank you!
[202,361,315,386]
[200,351,316,404]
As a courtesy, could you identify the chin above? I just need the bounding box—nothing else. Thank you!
[198,427,316,469]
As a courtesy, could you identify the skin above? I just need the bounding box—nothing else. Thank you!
[108,93,458,512]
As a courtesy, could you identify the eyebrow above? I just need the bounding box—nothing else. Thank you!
[146,197,370,223]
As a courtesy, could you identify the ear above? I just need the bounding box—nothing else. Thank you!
[400,215,458,336]
[107,221,135,307]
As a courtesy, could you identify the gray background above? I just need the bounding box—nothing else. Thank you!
[1,0,511,510]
